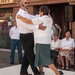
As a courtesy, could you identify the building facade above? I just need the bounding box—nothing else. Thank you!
[0,0,75,48]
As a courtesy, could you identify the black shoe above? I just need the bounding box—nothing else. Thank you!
[19,62,22,64]
[59,71,64,75]
[10,62,14,64]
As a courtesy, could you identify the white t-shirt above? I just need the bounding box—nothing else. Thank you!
[60,38,75,50]
[51,39,61,50]
[32,15,53,44]
[9,26,20,40]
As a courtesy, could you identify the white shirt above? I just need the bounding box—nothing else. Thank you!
[51,39,61,50]
[51,29,54,40]
[32,15,53,44]
[9,26,20,40]
[60,38,75,50]
[16,8,40,34]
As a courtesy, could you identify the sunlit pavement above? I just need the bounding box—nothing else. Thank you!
[0,65,75,75]
[0,49,75,75]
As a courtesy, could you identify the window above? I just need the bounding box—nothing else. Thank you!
[0,11,13,48]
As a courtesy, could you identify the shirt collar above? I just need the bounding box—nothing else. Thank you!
[13,26,17,29]
[42,15,48,18]
[54,39,59,42]
[65,37,71,41]
[19,8,27,14]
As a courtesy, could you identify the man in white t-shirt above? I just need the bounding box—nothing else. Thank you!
[9,22,22,64]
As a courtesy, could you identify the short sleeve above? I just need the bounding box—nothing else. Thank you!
[55,24,60,29]
[31,17,42,25]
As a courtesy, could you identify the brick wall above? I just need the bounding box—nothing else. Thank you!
[28,0,69,6]
[72,22,75,39]
[0,0,75,39]
[15,0,19,3]
[28,6,34,15]
[13,7,19,23]
[69,22,75,39]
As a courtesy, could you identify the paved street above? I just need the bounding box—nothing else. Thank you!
[0,49,75,75]
[0,49,24,68]
[0,65,75,75]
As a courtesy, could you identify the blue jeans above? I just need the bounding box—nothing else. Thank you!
[10,39,22,63]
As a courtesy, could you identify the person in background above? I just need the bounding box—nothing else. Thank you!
[51,29,54,40]
[51,33,61,61]
[51,21,61,38]
[51,33,61,52]
[9,21,22,64]
[59,30,74,70]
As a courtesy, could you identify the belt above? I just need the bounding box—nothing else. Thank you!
[20,33,33,36]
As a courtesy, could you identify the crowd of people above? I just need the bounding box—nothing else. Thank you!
[9,0,75,75]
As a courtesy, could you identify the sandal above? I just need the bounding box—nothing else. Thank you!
[66,66,69,71]
[62,66,65,70]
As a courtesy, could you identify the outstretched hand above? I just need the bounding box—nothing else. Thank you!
[39,23,46,30]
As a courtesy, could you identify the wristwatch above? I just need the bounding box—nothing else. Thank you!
[18,15,20,19]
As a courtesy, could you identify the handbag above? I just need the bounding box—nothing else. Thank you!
[50,50,59,59]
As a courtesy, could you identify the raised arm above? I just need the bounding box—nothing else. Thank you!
[48,13,53,20]
[17,15,33,25]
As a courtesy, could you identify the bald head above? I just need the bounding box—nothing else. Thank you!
[19,0,27,5]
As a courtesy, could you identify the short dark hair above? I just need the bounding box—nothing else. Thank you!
[65,30,72,34]
[39,6,49,15]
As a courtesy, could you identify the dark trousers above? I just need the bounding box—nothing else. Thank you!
[20,33,40,75]
[10,40,22,63]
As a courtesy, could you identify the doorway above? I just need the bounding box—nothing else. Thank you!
[0,8,13,48]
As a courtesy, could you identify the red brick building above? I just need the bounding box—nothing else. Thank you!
[0,0,75,48]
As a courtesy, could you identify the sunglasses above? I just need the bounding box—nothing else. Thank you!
[22,2,29,7]
[25,2,29,4]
